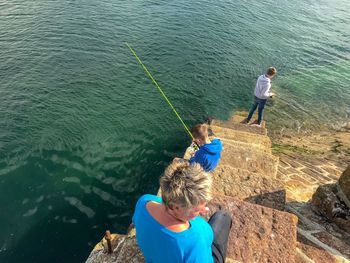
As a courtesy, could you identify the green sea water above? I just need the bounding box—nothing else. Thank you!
[0,0,349,262]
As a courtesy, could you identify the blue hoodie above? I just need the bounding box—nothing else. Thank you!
[189,139,222,172]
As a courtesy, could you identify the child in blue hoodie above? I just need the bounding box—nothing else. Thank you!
[189,124,222,172]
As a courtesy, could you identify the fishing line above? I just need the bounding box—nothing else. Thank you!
[125,42,194,141]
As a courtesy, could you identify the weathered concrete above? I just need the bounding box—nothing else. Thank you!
[212,165,285,210]
[210,125,272,153]
[211,117,267,136]
[207,194,298,263]
[296,235,339,263]
[220,143,279,178]
[276,152,345,202]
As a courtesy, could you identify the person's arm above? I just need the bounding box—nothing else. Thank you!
[184,142,198,160]
[262,82,272,98]
[189,149,200,164]
[127,223,135,234]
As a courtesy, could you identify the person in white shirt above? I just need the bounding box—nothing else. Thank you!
[243,67,277,126]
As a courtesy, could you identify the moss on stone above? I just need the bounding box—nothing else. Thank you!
[272,143,318,155]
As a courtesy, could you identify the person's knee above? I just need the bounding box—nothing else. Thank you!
[211,210,232,227]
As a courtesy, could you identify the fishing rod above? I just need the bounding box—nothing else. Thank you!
[125,43,196,144]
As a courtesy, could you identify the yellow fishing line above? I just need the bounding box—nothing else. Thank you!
[126,42,194,140]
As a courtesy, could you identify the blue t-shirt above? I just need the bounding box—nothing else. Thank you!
[132,194,214,263]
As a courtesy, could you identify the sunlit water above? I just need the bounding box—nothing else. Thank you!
[0,0,349,262]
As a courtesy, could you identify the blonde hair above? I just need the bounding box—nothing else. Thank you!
[160,160,212,209]
[266,67,277,77]
[191,124,209,141]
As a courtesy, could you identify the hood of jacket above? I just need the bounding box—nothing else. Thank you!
[258,74,270,88]
[201,139,222,155]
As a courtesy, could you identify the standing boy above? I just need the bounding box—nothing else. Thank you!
[244,67,277,126]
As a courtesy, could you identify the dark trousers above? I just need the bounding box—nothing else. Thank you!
[209,211,232,263]
[247,96,267,124]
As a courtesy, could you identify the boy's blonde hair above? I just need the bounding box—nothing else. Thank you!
[191,124,209,141]
[160,160,212,209]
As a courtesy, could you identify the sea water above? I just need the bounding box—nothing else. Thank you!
[0,0,349,262]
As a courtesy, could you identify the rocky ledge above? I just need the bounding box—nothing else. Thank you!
[86,113,350,263]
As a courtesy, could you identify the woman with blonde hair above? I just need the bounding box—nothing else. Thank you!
[132,159,232,263]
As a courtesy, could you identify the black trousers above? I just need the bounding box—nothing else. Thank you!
[209,211,232,263]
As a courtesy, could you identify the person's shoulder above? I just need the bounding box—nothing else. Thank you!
[136,194,161,207]
[190,217,213,242]
[191,216,211,230]
[211,138,222,144]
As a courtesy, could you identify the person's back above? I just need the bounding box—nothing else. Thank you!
[189,124,222,172]
[189,138,222,172]
[133,194,214,263]
[254,74,271,99]
[132,161,232,263]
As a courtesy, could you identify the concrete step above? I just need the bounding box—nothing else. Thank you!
[286,203,350,263]
[210,125,271,148]
[206,195,298,263]
[212,165,285,210]
[220,143,279,178]
[212,116,267,136]
[220,138,271,154]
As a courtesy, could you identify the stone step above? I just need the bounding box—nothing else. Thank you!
[297,230,350,263]
[212,165,285,210]
[220,137,271,154]
[296,237,348,263]
[220,143,279,178]
[212,116,267,136]
[206,195,298,263]
[286,202,350,263]
[230,114,266,127]
[210,125,272,152]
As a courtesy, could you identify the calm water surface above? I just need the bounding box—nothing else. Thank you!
[0,0,349,262]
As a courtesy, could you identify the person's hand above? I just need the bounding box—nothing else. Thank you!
[173,157,182,163]
[270,92,276,97]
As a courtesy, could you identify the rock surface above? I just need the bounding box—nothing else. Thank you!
[339,165,350,207]
[210,116,283,210]
[86,113,350,263]
[211,117,267,136]
[311,183,350,233]
[296,235,338,263]
[86,231,144,263]
[212,165,285,210]
[210,125,272,153]
[207,194,298,263]
[277,152,346,202]
[220,143,279,177]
